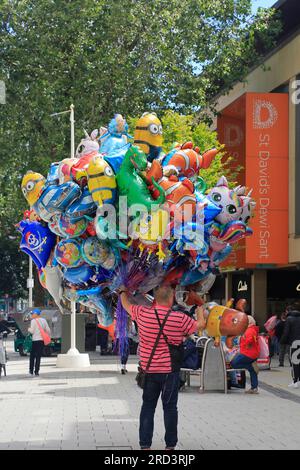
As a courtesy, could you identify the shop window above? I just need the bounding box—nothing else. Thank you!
[207,275,225,305]
[267,269,300,299]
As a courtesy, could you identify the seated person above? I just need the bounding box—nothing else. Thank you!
[230,316,260,394]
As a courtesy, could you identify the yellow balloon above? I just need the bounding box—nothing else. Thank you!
[132,209,169,245]
[134,112,163,156]
[21,171,46,206]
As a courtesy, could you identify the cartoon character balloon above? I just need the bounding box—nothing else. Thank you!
[201,302,249,348]
[134,112,163,162]
[21,172,46,207]
[78,155,117,207]
[207,176,247,225]
[18,111,256,352]
[82,237,118,271]
[54,239,83,268]
[162,142,218,179]
[100,114,129,155]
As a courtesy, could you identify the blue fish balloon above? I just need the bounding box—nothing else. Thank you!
[64,265,95,285]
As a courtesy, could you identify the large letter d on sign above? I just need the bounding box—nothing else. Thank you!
[253,100,278,129]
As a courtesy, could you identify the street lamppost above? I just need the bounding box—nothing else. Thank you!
[27,256,34,309]
[51,104,90,368]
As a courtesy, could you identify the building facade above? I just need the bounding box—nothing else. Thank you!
[211,0,300,325]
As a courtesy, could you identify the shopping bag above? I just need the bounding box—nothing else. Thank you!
[35,319,51,346]
[258,335,269,359]
[264,316,277,334]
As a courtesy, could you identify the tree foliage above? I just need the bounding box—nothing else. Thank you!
[0,0,281,298]
[130,110,241,187]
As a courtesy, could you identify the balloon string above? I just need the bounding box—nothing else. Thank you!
[114,298,128,359]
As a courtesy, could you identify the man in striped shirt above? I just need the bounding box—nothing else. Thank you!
[120,284,206,450]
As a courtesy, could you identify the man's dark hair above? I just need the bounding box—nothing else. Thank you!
[290,301,300,312]
[153,285,174,304]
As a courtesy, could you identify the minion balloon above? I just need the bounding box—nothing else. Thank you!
[21,171,46,207]
[134,112,163,162]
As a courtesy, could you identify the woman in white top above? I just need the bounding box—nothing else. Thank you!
[28,308,51,376]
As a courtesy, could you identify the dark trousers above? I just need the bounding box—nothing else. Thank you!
[231,354,258,389]
[113,339,129,365]
[291,346,300,383]
[98,329,109,353]
[121,339,137,365]
[139,372,180,449]
[279,343,290,366]
[29,340,44,375]
[121,343,129,366]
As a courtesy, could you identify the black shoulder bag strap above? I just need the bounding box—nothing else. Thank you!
[154,308,170,346]
[143,309,172,372]
[154,308,184,372]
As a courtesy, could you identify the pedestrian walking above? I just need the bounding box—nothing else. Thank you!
[264,313,278,358]
[28,308,51,377]
[275,309,290,367]
[119,284,206,450]
[98,327,109,355]
[116,318,139,375]
[231,316,260,394]
[280,302,300,388]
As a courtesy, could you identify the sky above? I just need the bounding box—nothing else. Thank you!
[252,0,277,14]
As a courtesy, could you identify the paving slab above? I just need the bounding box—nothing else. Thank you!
[1,338,300,450]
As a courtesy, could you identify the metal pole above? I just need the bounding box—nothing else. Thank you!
[28,257,33,308]
[53,103,90,367]
[70,299,77,353]
[70,104,75,159]
[50,104,75,159]
[69,104,78,355]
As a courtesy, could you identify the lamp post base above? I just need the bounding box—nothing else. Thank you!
[56,349,90,368]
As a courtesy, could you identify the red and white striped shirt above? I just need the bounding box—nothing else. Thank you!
[129,303,197,373]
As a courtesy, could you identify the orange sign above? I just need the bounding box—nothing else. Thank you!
[217,97,246,270]
[217,95,246,181]
[245,93,289,264]
[219,239,245,271]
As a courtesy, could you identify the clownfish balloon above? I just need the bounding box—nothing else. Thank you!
[162,142,218,179]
